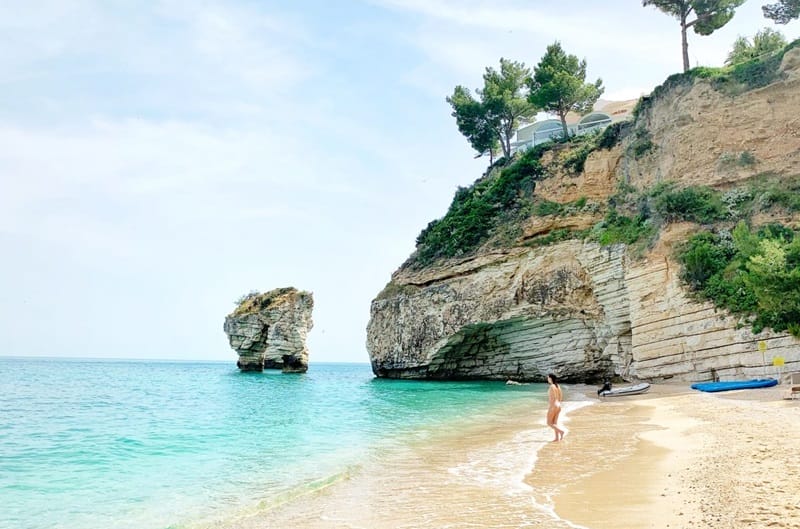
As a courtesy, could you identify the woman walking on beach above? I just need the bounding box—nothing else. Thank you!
[547,373,565,442]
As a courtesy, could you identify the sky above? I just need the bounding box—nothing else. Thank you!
[1,1,798,364]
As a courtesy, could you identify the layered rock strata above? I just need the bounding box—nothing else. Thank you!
[368,242,631,382]
[626,224,798,381]
[367,51,800,382]
[224,287,313,373]
[369,234,799,382]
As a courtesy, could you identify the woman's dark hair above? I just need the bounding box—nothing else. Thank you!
[547,373,559,386]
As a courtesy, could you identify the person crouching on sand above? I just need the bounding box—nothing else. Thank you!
[546,373,565,442]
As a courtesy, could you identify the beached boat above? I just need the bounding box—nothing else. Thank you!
[598,382,650,397]
[690,378,778,393]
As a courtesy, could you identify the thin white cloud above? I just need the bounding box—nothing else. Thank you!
[372,0,567,33]
[0,116,367,267]
[0,1,316,121]
[157,1,314,92]
[371,0,800,103]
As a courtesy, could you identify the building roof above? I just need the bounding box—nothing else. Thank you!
[516,98,637,133]
[562,98,637,125]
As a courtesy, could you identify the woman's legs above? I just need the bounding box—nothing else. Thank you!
[547,408,562,441]
[553,408,564,440]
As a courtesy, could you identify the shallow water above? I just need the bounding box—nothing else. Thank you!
[0,358,577,529]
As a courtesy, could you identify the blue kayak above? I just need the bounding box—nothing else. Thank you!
[691,378,778,392]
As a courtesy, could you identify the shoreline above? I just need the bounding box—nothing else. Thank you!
[206,380,800,529]
[538,383,800,529]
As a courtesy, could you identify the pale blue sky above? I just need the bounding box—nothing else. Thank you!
[1,1,797,363]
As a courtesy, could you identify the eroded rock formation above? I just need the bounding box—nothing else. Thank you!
[224,287,313,373]
[368,243,629,381]
[367,50,800,382]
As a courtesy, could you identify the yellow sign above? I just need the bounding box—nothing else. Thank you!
[758,340,767,352]
[773,356,785,367]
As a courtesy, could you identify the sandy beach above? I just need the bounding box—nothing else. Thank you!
[218,380,800,529]
[533,383,800,529]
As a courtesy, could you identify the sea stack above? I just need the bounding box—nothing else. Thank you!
[224,287,314,373]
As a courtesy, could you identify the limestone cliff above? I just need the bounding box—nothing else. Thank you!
[367,47,800,382]
[224,287,313,373]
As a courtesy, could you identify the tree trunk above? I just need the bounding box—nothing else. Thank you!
[493,125,510,160]
[559,112,569,139]
[500,139,510,160]
[681,20,690,72]
[503,122,513,160]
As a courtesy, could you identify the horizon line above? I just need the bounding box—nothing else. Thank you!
[0,354,371,365]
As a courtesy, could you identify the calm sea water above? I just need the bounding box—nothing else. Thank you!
[0,358,553,529]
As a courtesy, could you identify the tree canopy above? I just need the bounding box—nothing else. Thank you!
[725,28,787,65]
[763,0,800,23]
[527,42,603,138]
[447,58,536,162]
[643,0,746,72]
[446,86,499,162]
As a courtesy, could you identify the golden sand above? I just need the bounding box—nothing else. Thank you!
[538,384,800,529]
[231,383,800,529]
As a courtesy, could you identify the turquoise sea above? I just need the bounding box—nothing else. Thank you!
[0,358,581,529]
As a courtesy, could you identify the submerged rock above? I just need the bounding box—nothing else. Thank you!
[224,287,313,373]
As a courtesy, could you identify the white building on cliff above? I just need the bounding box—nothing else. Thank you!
[511,99,637,154]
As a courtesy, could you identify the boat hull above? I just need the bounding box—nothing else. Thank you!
[599,382,651,397]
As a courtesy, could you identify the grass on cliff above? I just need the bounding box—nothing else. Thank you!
[677,222,800,337]
[412,164,538,263]
[231,287,300,316]
[633,38,800,120]
[589,174,800,254]
[411,35,798,269]
[412,154,800,267]
[411,130,624,267]
[412,145,547,266]
[604,175,800,336]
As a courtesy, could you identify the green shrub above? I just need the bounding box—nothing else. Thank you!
[633,39,799,121]
[703,271,758,314]
[597,121,632,150]
[653,185,726,224]
[532,196,590,217]
[678,232,732,288]
[560,131,601,174]
[718,150,757,170]
[678,223,800,336]
[590,208,655,246]
[525,228,588,247]
[750,176,800,212]
[533,200,564,216]
[628,128,655,159]
[726,52,784,91]
[413,145,547,265]
[633,138,654,158]
[738,151,757,167]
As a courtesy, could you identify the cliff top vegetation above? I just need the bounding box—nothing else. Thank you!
[231,287,311,317]
[412,36,799,270]
[402,36,800,337]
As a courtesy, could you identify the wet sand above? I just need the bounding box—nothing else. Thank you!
[536,383,800,529]
[228,382,800,529]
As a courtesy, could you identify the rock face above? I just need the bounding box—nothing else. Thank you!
[625,223,799,381]
[224,287,313,373]
[625,50,800,191]
[368,242,630,381]
[367,55,800,382]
